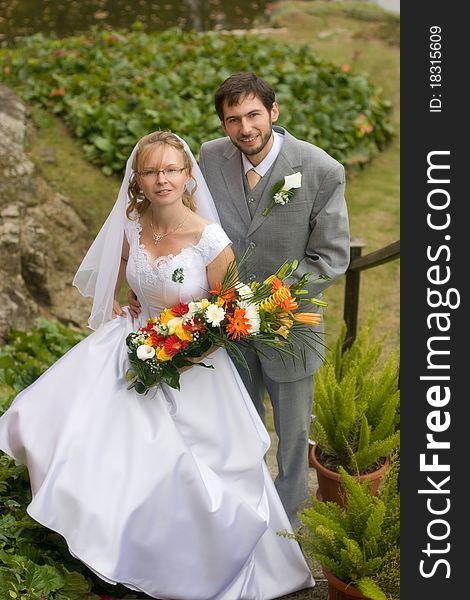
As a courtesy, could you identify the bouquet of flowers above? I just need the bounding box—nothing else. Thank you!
[125,259,328,394]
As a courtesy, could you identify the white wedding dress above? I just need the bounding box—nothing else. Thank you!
[0,218,314,600]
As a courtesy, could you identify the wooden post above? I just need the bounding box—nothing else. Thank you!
[342,238,365,352]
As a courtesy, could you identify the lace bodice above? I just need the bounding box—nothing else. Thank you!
[125,215,231,318]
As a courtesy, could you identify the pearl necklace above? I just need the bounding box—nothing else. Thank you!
[150,210,189,244]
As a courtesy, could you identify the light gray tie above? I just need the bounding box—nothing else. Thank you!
[246,168,261,189]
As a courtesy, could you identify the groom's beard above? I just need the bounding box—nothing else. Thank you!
[232,128,273,159]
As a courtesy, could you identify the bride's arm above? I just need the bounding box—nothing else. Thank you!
[112,236,130,318]
[207,244,236,291]
[180,244,236,372]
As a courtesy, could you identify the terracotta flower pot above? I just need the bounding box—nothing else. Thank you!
[309,442,390,506]
[322,568,369,600]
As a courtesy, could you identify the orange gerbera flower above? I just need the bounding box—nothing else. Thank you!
[293,312,321,326]
[226,307,251,340]
[209,282,236,305]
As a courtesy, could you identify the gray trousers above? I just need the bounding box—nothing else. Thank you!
[235,348,314,528]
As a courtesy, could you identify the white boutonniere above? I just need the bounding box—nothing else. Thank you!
[262,172,302,216]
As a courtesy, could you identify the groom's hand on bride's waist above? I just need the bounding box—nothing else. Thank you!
[127,288,141,318]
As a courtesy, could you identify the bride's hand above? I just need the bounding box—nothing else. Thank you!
[112,300,125,319]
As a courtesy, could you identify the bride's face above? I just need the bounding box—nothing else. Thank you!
[137,145,188,208]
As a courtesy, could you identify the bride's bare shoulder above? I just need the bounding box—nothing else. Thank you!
[186,212,215,239]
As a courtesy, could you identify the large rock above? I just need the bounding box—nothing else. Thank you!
[0,85,91,340]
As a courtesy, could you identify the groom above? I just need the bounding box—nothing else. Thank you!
[198,72,350,526]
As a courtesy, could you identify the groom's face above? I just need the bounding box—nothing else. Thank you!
[221,94,279,165]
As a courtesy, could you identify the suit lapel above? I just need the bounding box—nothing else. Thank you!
[221,146,251,229]
[247,128,302,237]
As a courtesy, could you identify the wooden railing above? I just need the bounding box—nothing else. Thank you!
[342,238,400,352]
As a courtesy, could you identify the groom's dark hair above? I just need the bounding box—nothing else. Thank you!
[214,72,276,121]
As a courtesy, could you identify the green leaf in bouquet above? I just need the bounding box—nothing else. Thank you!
[182,336,212,357]
[134,380,147,395]
[161,368,181,391]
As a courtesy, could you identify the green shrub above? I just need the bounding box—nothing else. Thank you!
[311,322,400,474]
[0,27,393,174]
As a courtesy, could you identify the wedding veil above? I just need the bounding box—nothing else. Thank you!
[72,134,221,330]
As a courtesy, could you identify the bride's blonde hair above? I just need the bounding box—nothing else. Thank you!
[126,131,197,219]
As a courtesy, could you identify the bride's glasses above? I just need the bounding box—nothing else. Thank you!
[138,167,186,180]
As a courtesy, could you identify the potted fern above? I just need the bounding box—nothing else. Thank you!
[287,454,400,600]
[309,322,400,504]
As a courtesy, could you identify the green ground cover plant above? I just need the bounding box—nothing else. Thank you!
[0,26,393,175]
[0,319,87,412]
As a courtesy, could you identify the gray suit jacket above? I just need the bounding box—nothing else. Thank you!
[199,126,350,382]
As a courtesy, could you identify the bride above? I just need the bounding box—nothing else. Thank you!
[0,131,314,600]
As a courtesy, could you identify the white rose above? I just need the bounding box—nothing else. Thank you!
[205,304,226,327]
[186,301,202,319]
[282,172,302,191]
[136,345,156,360]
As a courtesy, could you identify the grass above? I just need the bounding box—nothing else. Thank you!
[26,105,121,235]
